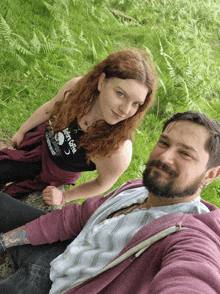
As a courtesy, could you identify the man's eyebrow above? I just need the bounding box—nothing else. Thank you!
[160,134,199,154]
[159,134,169,141]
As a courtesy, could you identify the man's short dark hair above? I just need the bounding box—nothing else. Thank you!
[163,110,220,169]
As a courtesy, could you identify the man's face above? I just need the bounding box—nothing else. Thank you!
[143,121,210,198]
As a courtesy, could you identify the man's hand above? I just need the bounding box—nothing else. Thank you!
[42,186,63,206]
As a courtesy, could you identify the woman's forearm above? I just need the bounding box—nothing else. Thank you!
[11,102,53,147]
[63,177,113,203]
[42,177,114,205]
[18,102,52,134]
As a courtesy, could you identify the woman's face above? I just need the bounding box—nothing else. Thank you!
[95,73,149,125]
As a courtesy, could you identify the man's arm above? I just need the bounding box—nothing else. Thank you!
[0,225,30,253]
[149,229,220,293]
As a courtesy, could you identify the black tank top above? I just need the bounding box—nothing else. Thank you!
[45,126,96,172]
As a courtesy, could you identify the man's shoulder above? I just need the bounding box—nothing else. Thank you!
[102,179,144,199]
[120,178,144,190]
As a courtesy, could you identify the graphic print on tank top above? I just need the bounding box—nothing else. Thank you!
[45,126,96,172]
[46,127,78,157]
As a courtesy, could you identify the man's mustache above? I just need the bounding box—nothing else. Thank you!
[146,160,178,179]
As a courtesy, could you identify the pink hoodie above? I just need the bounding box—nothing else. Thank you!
[26,179,220,294]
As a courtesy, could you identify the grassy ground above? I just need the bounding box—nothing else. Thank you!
[0,0,220,206]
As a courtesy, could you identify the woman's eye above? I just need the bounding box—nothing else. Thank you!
[117,91,124,97]
[133,102,140,106]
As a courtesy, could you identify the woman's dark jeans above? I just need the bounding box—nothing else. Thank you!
[0,192,73,294]
[0,159,42,185]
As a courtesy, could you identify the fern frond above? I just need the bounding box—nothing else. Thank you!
[42,42,56,54]
[43,1,55,14]
[164,57,175,78]
[91,39,98,60]
[11,51,27,66]
[62,0,70,16]
[43,0,70,19]
[32,60,44,78]
[154,61,162,75]
[79,28,89,45]
[98,37,108,48]
[51,27,58,41]
[30,32,41,53]
[0,15,31,65]
[59,20,75,44]
[0,16,12,41]
[64,54,76,69]
[38,31,56,53]
[179,76,189,101]
[159,78,167,94]
[13,33,30,48]
[143,45,154,60]
[10,39,32,55]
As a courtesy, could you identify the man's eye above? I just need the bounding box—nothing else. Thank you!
[181,151,191,157]
[117,91,124,97]
[158,140,168,147]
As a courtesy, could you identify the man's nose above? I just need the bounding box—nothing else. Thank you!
[159,148,175,166]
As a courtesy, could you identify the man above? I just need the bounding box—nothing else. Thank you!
[0,110,220,294]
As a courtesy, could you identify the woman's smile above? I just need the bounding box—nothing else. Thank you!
[111,110,123,119]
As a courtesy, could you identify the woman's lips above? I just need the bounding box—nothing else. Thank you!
[112,110,122,119]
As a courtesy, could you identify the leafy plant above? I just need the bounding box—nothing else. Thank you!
[0,15,32,66]
[0,0,219,205]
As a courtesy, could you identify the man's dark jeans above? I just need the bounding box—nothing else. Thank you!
[0,192,73,294]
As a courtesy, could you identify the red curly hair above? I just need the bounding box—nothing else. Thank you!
[49,49,158,161]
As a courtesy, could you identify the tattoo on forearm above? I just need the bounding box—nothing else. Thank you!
[3,225,30,248]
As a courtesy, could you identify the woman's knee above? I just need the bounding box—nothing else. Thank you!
[0,192,47,232]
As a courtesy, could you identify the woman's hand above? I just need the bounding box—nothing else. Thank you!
[42,186,63,206]
[10,130,26,149]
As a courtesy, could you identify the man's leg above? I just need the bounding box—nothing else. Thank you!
[0,239,73,294]
[0,192,47,232]
[0,192,74,293]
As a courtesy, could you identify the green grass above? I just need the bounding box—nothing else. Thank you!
[0,0,220,206]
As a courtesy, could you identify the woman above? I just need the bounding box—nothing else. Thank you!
[0,49,157,205]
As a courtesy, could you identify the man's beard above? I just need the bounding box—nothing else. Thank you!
[143,160,204,198]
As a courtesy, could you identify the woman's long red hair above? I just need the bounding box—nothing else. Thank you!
[50,49,158,161]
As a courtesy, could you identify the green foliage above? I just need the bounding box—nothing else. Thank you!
[0,0,220,206]
[0,15,32,66]
[201,178,220,207]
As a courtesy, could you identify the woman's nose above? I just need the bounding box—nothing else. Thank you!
[119,103,131,115]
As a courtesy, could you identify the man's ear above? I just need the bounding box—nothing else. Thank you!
[203,166,220,187]
[97,72,106,92]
